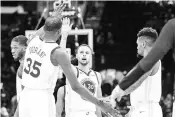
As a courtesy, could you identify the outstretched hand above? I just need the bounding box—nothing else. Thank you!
[110,85,125,108]
[98,99,122,117]
[61,17,73,36]
[52,2,66,17]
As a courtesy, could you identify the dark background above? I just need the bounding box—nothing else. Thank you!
[1,1,175,117]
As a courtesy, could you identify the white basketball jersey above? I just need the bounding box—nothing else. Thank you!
[130,61,162,107]
[16,73,22,102]
[65,68,99,113]
[22,36,60,91]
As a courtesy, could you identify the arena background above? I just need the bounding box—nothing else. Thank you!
[1,0,175,117]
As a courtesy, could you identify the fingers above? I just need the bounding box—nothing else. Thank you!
[54,2,64,10]
[54,2,66,14]
[99,97,110,103]
[59,3,66,13]
[62,17,68,25]
[112,109,121,117]
[70,23,73,28]
[117,96,122,102]
[111,99,116,108]
[62,17,72,26]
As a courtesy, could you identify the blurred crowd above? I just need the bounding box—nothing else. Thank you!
[1,1,175,117]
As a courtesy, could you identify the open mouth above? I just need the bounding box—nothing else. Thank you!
[82,58,86,60]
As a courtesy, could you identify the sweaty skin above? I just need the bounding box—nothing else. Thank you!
[119,18,175,90]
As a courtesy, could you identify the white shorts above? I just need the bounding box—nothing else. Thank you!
[127,103,162,117]
[19,88,55,117]
[67,111,97,117]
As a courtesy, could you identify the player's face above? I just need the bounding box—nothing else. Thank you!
[10,41,25,61]
[136,38,145,56]
[76,46,91,66]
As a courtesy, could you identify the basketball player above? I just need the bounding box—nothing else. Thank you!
[56,44,103,117]
[13,4,66,117]
[123,27,162,117]
[110,18,175,105]
[18,5,119,117]
[56,18,102,117]
[10,35,27,102]
[11,36,26,117]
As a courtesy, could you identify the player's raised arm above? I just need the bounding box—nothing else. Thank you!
[60,17,72,48]
[52,47,120,116]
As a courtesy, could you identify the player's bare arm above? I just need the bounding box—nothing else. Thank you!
[119,60,160,96]
[60,17,72,48]
[52,47,120,116]
[56,86,65,117]
[111,60,161,106]
[123,70,152,96]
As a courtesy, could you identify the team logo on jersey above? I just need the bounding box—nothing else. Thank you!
[80,78,96,101]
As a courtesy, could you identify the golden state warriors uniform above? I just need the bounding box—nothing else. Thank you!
[19,36,60,117]
[65,68,99,117]
[130,61,162,117]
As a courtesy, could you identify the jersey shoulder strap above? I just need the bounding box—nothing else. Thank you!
[75,66,79,78]
[93,71,100,84]
[51,45,61,54]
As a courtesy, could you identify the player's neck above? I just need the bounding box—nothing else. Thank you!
[19,57,24,64]
[143,52,147,57]
[143,48,151,57]
[42,34,56,42]
[78,65,90,74]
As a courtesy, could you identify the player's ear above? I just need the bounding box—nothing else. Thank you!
[55,29,61,36]
[142,41,146,48]
[22,46,27,51]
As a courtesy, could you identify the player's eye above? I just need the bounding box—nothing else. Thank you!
[14,47,18,50]
[11,47,17,50]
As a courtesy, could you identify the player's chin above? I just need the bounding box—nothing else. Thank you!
[14,57,20,61]
[81,62,88,66]
[137,53,143,58]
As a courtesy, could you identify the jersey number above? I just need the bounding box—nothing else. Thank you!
[24,58,42,78]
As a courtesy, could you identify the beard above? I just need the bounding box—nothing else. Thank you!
[14,51,24,61]
[79,60,89,66]
[137,53,143,59]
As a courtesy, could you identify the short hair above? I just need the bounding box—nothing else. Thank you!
[137,27,158,43]
[76,44,94,54]
[43,16,62,32]
[11,35,28,46]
